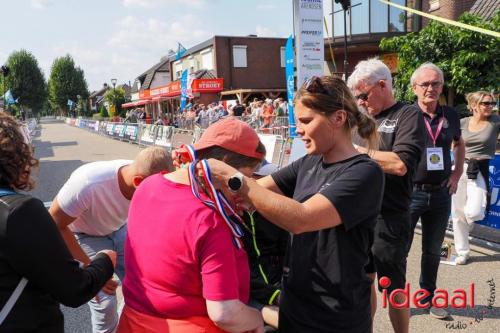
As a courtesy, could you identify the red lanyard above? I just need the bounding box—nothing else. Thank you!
[424,117,444,147]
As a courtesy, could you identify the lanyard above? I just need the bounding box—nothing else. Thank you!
[183,145,245,249]
[424,116,444,147]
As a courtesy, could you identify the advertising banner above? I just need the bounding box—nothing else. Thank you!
[293,0,324,86]
[480,156,500,230]
[285,35,296,137]
[124,125,138,141]
[180,69,188,112]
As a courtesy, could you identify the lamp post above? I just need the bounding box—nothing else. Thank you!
[77,94,82,117]
[111,78,117,117]
[333,1,360,81]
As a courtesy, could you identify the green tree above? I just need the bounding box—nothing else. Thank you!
[104,86,127,117]
[2,50,47,114]
[380,12,500,106]
[48,54,89,115]
[99,104,109,118]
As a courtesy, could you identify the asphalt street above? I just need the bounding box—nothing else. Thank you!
[31,119,500,333]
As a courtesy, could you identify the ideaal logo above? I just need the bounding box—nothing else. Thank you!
[445,278,496,330]
[379,277,475,309]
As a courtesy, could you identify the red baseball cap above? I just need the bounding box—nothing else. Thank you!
[194,118,264,160]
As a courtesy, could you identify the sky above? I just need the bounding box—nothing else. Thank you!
[1,0,294,92]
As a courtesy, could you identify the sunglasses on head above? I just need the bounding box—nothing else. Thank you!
[303,76,331,96]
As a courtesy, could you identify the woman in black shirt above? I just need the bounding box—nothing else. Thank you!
[0,112,115,332]
[206,76,385,332]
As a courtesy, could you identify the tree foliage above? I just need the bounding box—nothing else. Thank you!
[48,55,89,115]
[104,86,127,117]
[380,12,499,105]
[2,49,47,113]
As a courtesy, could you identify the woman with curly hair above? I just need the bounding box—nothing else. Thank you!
[0,112,116,332]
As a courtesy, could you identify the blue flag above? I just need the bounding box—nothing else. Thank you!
[180,69,188,112]
[285,35,296,137]
[176,43,187,60]
[3,89,16,105]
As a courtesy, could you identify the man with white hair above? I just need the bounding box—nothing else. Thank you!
[348,58,425,333]
[407,63,465,319]
[49,147,173,333]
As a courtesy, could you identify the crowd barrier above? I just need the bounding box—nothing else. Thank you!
[64,117,302,171]
[63,117,500,238]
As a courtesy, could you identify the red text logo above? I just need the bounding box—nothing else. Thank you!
[379,276,475,309]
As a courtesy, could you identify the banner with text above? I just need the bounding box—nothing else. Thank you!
[285,35,297,137]
[294,0,324,86]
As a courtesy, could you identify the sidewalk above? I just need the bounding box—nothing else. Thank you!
[373,232,500,333]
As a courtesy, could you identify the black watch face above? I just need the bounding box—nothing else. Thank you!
[228,176,242,191]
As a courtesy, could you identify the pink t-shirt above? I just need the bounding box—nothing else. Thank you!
[123,173,250,318]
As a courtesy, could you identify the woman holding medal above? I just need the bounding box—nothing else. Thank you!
[117,118,265,333]
[205,76,385,333]
[452,91,499,265]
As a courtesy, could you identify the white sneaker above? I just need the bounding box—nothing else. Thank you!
[455,255,468,265]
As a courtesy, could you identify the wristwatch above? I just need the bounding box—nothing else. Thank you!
[228,172,244,193]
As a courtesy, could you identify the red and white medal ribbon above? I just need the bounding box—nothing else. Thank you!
[183,144,245,249]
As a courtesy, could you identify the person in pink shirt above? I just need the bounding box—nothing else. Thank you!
[118,118,266,333]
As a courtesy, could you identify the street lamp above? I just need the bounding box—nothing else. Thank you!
[77,94,82,117]
[110,78,117,118]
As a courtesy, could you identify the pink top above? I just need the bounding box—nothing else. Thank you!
[123,173,250,318]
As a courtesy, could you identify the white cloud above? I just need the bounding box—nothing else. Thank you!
[123,0,205,9]
[108,14,211,52]
[30,0,52,10]
[43,13,213,91]
[256,25,278,37]
[257,4,276,10]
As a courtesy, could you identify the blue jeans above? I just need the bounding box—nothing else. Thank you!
[75,224,127,333]
[409,187,451,305]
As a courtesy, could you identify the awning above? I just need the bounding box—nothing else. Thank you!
[121,99,151,108]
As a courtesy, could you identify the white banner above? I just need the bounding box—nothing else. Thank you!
[294,0,324,86]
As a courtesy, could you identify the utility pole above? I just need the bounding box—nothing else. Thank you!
[333,1,360,81]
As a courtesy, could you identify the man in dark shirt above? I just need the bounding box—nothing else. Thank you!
[408,63,465,319]
[232,101,245,117]
[348,58,425,333]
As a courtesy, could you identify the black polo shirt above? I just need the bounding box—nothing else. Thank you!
[355,102,425,217]
[413,104,461,185]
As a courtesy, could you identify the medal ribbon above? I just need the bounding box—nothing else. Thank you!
[182,144,245,249]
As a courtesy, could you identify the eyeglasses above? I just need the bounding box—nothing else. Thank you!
[479,101,496,107]
[354,85,377,102]
[302,76,332,96]
[415,81,443,89]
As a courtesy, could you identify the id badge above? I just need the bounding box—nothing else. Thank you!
[426,147,444,171]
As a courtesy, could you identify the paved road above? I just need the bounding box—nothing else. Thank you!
[32,119,141,333]
[32,120,499,332]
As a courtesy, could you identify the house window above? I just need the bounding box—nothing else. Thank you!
[174,61,183,79]
[280,46,286,67]
[200,48,213,70]
[233,45,247,68]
